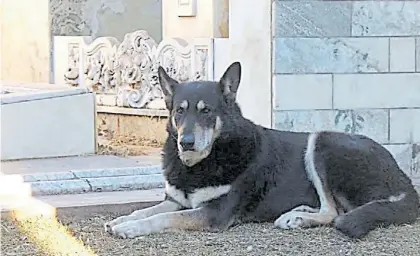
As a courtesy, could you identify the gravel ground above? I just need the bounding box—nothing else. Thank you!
[2,202,420,256]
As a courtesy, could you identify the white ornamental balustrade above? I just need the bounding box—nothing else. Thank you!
[63,30,214,110]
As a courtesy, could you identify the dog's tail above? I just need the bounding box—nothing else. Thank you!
[333,190,420,239]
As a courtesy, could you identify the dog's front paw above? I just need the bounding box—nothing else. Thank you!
[274,211,304,229]
[104,215,135,233]
[111,220,152,239]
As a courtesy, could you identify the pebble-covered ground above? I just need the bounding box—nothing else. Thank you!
[2,202,420,256]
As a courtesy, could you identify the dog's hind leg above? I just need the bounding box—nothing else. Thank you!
[105,199,182,232]
[275,132,338,229]
[334,190,420,238]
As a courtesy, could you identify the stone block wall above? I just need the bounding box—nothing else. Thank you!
[272,0,420,184]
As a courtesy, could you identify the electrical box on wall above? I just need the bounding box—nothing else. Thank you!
[177,0,197,17]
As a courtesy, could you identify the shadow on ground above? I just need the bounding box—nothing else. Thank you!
[2,201,420,256]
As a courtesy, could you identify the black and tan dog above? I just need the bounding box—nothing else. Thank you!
[105,62,419,239]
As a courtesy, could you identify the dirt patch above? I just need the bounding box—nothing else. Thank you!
[97,113,167,157]
[97,131,163,157]
[2,203,420,256]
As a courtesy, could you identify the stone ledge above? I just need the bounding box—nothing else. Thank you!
[0,82,89,105]
[21,165,162,182]
[97,105,169,117]
[0,189,165,212]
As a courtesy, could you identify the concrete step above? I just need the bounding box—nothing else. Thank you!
[29,173,165,195]
[0,165,164,196]
[0,154,164,196]
[1,189,165,212]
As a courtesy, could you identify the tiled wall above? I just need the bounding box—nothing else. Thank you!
[272,0,420,184]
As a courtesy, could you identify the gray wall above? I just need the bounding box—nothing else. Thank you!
[272,0,420,184]
[51,0,163,42]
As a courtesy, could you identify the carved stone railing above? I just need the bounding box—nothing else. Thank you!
[57,30,214,110]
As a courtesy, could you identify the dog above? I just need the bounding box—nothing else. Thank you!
[104,62,420,239]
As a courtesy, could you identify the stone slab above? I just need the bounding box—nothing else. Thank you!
[274,1,351,37]
[1,154,160,176]
[413,144,420,179]
[389,109,420,144]
[27,173,164,196]
[37,189,165,208]
[352,1,420,36]
[86,174,164,193]
[1,81,84,91]
[96,105,169,117]
[274,109,389,144]
[72,165,162,179]
[274,38,389,74]
[14,165,162,183]
[383,144,413,177]
[30,179,92,196]
[0,84,89,104]
[273,74,332,110]
[390,37,416,73]
[333,73,420,109]
[1,93,96,160]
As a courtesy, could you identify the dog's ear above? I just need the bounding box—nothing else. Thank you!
[219,62,241,99]
[158,66,179,109]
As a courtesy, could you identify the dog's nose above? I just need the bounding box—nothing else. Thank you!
[180,134,195,151]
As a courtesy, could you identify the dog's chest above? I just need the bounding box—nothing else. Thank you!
[165,181,231,208]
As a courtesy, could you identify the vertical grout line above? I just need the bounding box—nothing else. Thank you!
[270,0,275,128]
[387,108,391,144]
[388,37,391,72]
[331,74,334,110]
[415,38,418,72]
[349,0,353,37]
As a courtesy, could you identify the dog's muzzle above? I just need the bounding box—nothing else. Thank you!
[177,131,214,167]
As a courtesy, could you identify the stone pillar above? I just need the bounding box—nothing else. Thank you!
[212,0,272,128]
[0,0,51,83]
[162,0,229,39]
[161,0,272,128]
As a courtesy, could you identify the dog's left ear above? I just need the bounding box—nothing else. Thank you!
[219,62,241,99]
[158,66,179,109]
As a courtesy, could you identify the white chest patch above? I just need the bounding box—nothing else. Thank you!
[165,181,231,209]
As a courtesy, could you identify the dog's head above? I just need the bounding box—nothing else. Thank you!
[158,62,242,167]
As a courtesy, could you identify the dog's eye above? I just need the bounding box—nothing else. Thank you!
[176,108,185,114]
[201,107,211,114]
